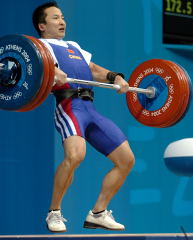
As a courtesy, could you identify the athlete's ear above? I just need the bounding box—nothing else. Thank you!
[38,23,46,32]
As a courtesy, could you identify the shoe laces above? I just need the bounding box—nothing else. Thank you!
[105,210,115,220]
[47,211,67,223]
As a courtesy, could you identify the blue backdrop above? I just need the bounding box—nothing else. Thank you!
[0,0,193,235]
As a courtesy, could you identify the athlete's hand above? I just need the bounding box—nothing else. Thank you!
[114,75,129,94]
[54,67,68,86]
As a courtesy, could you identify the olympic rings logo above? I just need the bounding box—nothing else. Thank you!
[132,93,138,102]
[142,109,150,116]
[169,84,174,94]
[13,91,22,99]
[155,67,164,74]
[27,63,33,75]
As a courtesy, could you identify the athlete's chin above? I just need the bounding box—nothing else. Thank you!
[56,32,65,39]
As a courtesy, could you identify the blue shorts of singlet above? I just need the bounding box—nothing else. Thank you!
[54,98,127,156]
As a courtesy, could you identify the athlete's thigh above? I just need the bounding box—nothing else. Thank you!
[85,112,127,156]
[54,99,89,142]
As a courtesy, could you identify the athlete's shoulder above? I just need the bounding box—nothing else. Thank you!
[39,38,81,49]
[67,41,81,49]
[40,39,68,47]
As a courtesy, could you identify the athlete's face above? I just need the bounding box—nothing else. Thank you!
[39,6,66,39]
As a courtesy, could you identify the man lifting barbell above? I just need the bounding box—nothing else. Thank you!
[32,1,135,232]
[0,0,191,234]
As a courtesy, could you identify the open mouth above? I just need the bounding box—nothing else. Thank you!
[59,27,65,32]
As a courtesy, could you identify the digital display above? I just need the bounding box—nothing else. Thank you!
[163,0,193,44]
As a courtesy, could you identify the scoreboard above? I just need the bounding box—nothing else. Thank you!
[163,0,193,44]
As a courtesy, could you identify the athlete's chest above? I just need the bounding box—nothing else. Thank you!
[50,43,85,64]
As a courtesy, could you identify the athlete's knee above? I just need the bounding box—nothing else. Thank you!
[65,150,85,169]
[117,152,135,174]
[127,153,135,170]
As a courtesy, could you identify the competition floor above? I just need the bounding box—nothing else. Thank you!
[0,233,193,240]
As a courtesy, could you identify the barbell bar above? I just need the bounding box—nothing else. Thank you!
[0,34,191,127]
[65,77,156,98]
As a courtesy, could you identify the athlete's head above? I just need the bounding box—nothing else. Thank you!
[32,1,66,39]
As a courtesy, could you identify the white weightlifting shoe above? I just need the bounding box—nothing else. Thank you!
[83,210,125,230]
[46,210,67,232]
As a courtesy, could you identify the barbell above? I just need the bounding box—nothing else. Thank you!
[0,34,191,128]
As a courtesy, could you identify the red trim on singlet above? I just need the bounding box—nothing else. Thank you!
[52,82,71,92]
[60,98,82,136]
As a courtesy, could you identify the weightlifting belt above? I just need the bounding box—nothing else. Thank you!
[53,88,94,104]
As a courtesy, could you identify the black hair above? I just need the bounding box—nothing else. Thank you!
[32,1,59,36]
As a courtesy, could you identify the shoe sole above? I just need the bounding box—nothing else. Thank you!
[83,221,125,231]
[46,224,67,233]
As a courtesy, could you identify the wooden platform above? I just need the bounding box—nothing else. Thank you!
[0,233,192,240]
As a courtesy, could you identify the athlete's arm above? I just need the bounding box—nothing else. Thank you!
[89,62,129,93]
[89,62,109,83]
[54,66,68,86]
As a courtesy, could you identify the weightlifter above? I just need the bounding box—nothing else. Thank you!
[32,1,135,232]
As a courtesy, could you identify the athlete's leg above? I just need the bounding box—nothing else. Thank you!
[92,140,135,212]
[49,136,86,210]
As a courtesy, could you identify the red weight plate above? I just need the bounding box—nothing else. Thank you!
[18,36,54,111]
[156,59,186,127]
[22,36,55,110]
[163,59,190,127]
[131,59,188,127]
[19,36,53,111]
[30,37,55,108]
[137,59,190,128]
[126,59,188,127]
[35,37,55,95]
[17,36,50,111]
[160,60,190,127]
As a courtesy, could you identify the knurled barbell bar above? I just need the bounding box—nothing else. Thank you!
[0,34,191,127]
